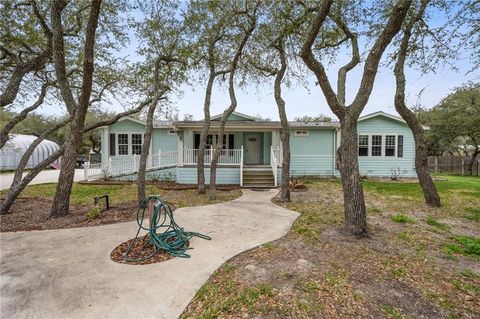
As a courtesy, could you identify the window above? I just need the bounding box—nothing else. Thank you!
[131,133,143,155]
[294,130,309,137]
[385,135,396,157]
[358,135,369,156]
[206,134,214,148]
[194,133,234,149]
[168,130,177,135]
[371,135,382,156]
[118,134,129,155]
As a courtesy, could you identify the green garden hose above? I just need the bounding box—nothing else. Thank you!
[123,195,211,262]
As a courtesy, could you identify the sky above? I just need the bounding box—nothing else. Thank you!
[31,2,479,121]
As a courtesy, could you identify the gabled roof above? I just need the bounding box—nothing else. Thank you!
[210,111,256,121]
[116,116,173,128]
[359,111,406,123]
[359,111,429,130]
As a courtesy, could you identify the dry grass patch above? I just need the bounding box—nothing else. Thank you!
[182,176,480,319]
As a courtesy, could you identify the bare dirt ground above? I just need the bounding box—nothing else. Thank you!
[181,177,480,319]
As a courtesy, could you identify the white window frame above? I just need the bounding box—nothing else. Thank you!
[357,134,399,158]
[358,134,369,157]
[115,132,145,156]
[294,129,309,137]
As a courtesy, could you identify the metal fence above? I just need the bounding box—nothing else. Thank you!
[428,156,480,176]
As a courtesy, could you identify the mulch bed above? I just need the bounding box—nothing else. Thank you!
[0,197,138,232]
[78,179,240,191]
[110,236,190,265]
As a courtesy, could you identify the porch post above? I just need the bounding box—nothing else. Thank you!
[103,127,109,164]
[177,131,183,166]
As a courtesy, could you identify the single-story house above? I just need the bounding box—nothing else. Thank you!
[85,111,416,186]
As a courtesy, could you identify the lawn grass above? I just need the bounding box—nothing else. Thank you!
[0,182,242,208]
[182,175,480,319]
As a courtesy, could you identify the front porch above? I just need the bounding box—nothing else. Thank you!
[84,147,281,187]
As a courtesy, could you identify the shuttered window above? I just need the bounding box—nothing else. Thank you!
[397,135,404,157]
[109,134,116,156]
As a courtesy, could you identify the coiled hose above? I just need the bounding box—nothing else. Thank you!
[123,195,211,262]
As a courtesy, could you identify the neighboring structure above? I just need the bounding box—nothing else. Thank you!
[0,134,61,171]
[86,111,416,186]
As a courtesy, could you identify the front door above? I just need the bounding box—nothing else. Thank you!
[245,134,261,164]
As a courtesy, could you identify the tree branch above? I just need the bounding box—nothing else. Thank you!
[299,0,342,117]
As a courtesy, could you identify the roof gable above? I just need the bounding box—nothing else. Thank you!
[210,111,256,121]
[359,111,406,123]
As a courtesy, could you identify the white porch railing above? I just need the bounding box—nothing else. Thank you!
[270,146,280,187]
[84,150,178,181]
[183,148,242,165]
[83,148,246,181]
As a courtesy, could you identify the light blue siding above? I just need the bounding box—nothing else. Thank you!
[177,167,240,184]
[152,129,177,153]
[357,116,415,177]
[289,129,335,176]
[110,119,146,131]
[112,167,177,181]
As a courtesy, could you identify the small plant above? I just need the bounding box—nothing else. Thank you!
[390,167,402,181]
[381,304,407,319]
[100,165,111,181]
[426,216,449,231]
[391,213,415,223]
[444,235,480,259]
[86,204,102,219]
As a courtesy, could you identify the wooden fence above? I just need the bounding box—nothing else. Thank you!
[428,156,480,176]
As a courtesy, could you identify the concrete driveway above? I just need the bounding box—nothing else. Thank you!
[0,189,299,319]
[0,169,84,190]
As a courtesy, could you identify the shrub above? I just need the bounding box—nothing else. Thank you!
[391,213,415,224]
[86,204,102,219]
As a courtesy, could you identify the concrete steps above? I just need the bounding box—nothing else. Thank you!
[242,166,275,188]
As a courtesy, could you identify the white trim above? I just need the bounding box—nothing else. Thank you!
[359,111,429,130]
[114,132,145,156]
[117,116,146,125]
[357,133,400,159]
[210,111,257,121]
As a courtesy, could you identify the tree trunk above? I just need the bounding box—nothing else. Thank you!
[197,71,215,194]
[137,99,158,202]
[49,0,102,218]
[1,100,149,215]
[1,147,64,215]
[280,130,290,201]
[466,150,479,176]
[393,0,440,207]
[336,117,368,237]
[273,40,290,202]
[395,103,441,206]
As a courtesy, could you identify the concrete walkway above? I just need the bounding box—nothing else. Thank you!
[0,189,299,319]
[0,169,84,190]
